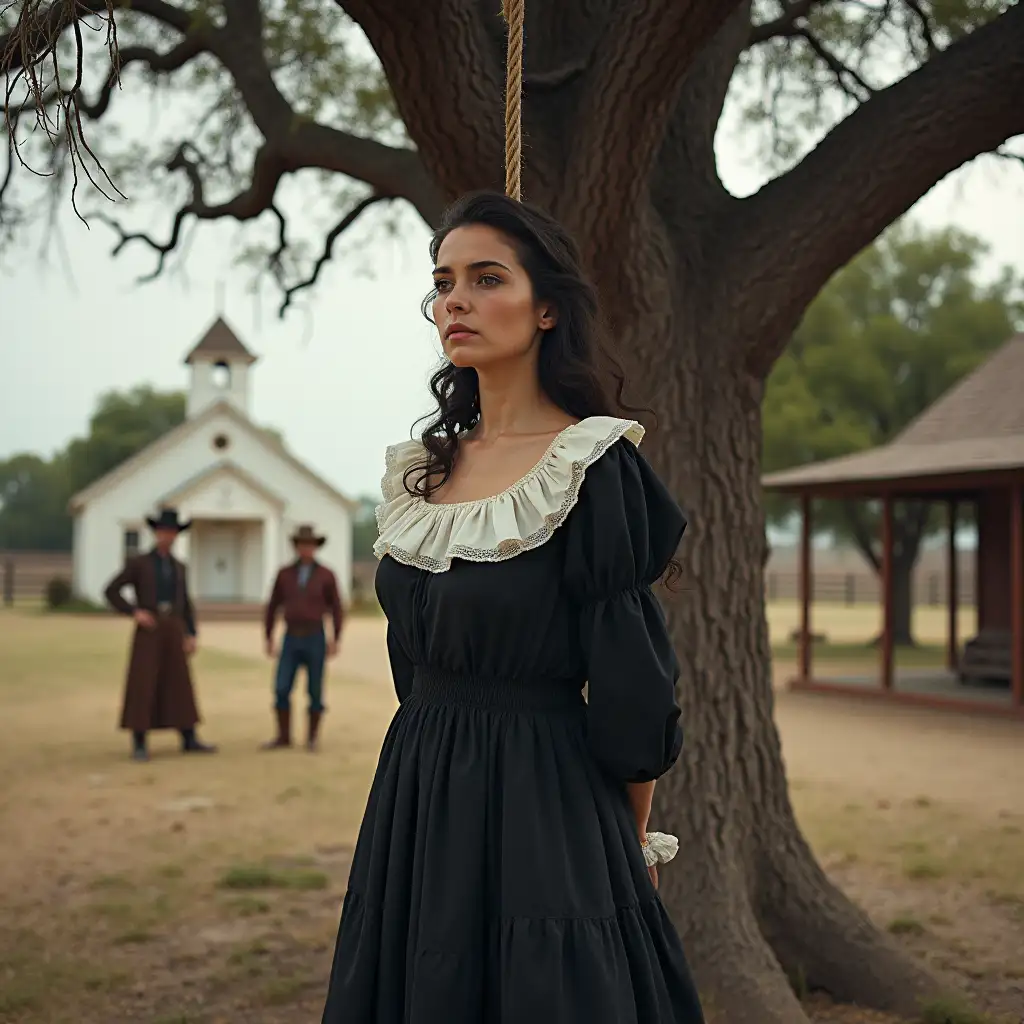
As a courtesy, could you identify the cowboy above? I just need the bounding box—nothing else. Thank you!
[104,507,217,762]
[262,524,344,751]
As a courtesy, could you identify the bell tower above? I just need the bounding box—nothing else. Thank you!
[184,317,258,419]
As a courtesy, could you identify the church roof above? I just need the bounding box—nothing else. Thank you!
[68,401,357,513]
[183,317,258,366]
[762,334,1024,492]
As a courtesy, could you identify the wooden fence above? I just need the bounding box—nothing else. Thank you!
[1,551,975,610]
[0,552,74,605]
[763,570,974,606]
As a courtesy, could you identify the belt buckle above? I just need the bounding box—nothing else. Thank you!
[157,602,173,615]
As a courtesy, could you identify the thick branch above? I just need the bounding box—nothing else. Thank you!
[562,1,745,252]
[730,3,1024,378]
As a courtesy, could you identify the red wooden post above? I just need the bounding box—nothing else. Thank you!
[881,496,894,691]
[1011,483,1023,707]
[975,497,984,627]
[947,500,958,672]
[799,493,812,683]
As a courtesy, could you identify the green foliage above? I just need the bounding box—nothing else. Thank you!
[741,1,1013,166]
[0,386,187,552]
[44,576,73,608]
[351,494,380,561]
[0,454,72,550]
[763,220,1024,559]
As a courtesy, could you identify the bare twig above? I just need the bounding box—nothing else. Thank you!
[2,0,121,220]
[901,0,938,59]
[748,0,826,46]
[95,141,286,280]
[796,26,875,101]
[278,191,393,315]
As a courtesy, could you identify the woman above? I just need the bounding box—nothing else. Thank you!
[322,191,704,1023]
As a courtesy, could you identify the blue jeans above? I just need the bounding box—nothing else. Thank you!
[274,630,327,712]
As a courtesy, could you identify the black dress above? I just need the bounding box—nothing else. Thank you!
[322,417,704,1023]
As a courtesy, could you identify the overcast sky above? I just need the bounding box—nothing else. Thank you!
[1,90,1022,502]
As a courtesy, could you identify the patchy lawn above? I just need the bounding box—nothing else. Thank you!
[0,609,1021,1024]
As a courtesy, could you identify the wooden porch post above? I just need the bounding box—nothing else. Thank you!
[947,500,958,672]
[799,493,812,684]
[1012,482,1023,707]
[881,495,894,692]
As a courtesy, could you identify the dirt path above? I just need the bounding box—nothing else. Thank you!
[203,619,1024,818]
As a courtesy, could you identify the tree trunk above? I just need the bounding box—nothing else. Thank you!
[889,558,916,648]
[628,329,942,1023]
[350,5,952,1019]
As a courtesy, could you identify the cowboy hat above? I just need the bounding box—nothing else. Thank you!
[290,524,326,547]
[146,507,192,532]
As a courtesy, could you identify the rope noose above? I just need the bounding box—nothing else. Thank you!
[501,0,524,201]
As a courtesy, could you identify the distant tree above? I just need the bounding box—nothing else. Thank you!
[352,495,380,561]
[0,386,187,550]
[63,386,187,493]
[0,453,70,550]
[763,222,1024,644]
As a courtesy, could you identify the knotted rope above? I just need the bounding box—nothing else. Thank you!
[501,0,524,201]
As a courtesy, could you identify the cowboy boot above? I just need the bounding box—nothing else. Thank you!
[131,731,149,762]
[181,728,218,754]
[261,707,291,750]
[306,710,323,752]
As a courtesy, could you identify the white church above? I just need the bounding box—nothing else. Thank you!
[70,319,355,610]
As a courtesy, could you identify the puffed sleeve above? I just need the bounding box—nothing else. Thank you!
[564,439,686,782]
[387,622,414,704]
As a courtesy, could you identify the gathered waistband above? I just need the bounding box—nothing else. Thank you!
[411,666,585,713]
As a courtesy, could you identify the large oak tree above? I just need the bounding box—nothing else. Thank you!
[3,1,1023,1019]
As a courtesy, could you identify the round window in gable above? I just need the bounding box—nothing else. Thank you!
[212,433,230,451]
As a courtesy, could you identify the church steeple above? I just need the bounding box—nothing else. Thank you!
[184,318,257,419]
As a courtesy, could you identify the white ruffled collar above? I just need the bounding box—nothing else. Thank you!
[374,416,644,572]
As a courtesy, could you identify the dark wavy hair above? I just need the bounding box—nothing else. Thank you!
[407,190,680,587]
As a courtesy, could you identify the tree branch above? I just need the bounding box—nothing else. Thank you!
[747,0,825,46]
[562,1,746,252]
[278,192,394,316]
[338,0,506,202]
[95,141,286,280]
[794,26,875,101]
[3,0,443,232]
[902,0,938,58]
[728,2,1024,378]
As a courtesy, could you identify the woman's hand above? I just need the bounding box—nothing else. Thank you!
[648,864,659,890]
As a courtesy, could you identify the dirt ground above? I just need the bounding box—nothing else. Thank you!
[1,609,1022,1024]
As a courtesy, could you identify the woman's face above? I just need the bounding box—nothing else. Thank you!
[431,224,556,369]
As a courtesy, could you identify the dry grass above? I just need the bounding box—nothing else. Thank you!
[766,601,977,647]
[0,606,1021,1023]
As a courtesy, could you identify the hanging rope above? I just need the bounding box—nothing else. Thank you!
[501,0,524,201]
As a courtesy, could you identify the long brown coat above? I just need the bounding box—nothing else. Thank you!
[104,553,201,732]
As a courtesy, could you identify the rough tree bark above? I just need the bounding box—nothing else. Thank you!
[4,0,1024,1019]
